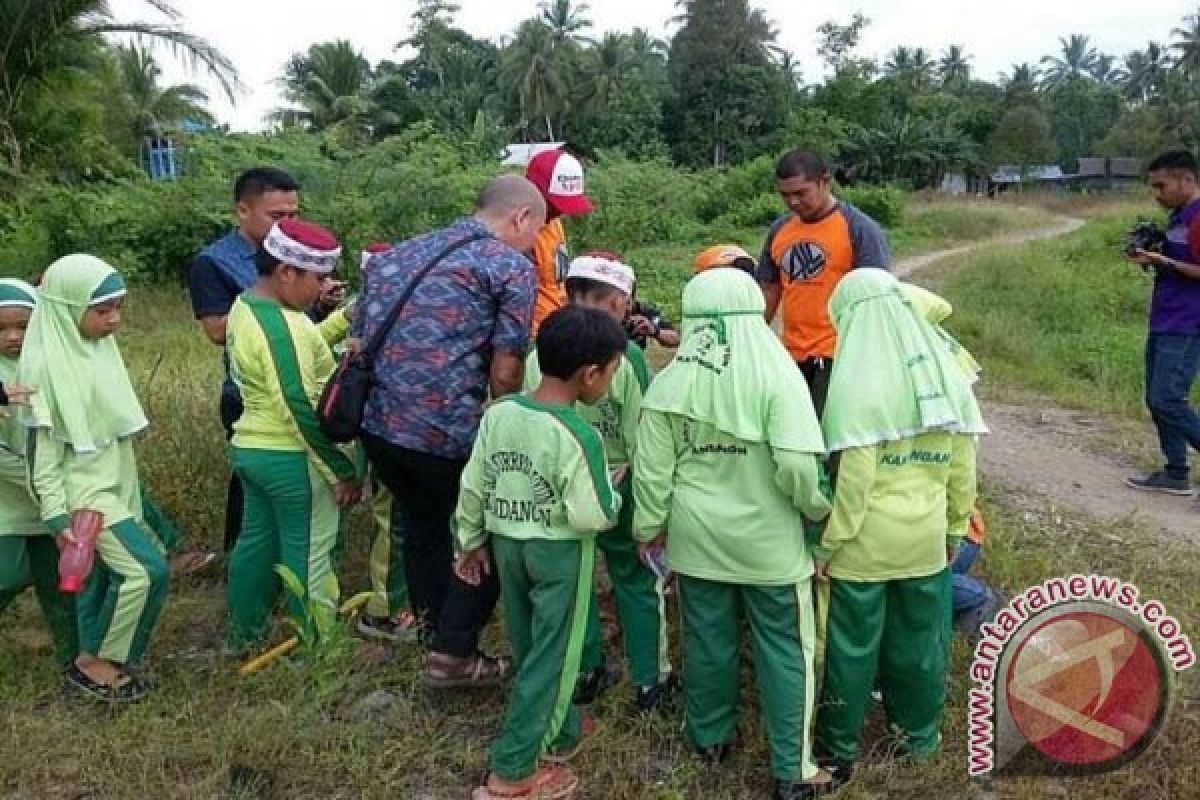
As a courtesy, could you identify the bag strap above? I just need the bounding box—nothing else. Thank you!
[360,232,489,362]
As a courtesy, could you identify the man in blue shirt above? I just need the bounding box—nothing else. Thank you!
[189,168,308,551]
[356,174,544,688]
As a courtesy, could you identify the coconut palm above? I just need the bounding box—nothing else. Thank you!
[500,19,571,140]
[1172,9,1200,76]
[1123,42,1170,104]
[1040,34,1101,88]
[0,0,239,173]
[884,46,936,91]
[113,43,212,139]
[938,45,972,89]
[274,40,373,131]
[539,0,594,48]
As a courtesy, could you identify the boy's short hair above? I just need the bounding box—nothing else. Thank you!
[1148,150,1198,178]
[234,167,301,204]
[565,276,626,303]
[254,247,283,276]
[776,149,830,182]
[537,306,627,380]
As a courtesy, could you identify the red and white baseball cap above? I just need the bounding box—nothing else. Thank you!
[526,149,595,217]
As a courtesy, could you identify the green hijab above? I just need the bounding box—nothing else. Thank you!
[823,269,987,453]
[900,283,982,383]
[642,268,825,453]
[0,279,37,452]
[17,255,147,453]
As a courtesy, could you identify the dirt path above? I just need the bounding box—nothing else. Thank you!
[897,214,1198,544]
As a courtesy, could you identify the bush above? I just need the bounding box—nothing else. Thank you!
[839,185,907,227]
[571,154,705,252]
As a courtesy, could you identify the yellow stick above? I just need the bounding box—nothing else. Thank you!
[239,592,372,676]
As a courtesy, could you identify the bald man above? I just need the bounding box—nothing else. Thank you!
[355,175,545,687]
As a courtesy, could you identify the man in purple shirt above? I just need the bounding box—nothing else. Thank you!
[1127,150,1200,496]
[355,175,545,686]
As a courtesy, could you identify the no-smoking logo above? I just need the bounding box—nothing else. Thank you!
[782,241,827,281]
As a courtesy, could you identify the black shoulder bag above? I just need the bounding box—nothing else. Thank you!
[318,233,487,442]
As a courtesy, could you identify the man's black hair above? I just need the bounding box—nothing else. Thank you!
[776,149,831,182]
[564,276,626,304]
[536,306,627,381]
[1148,150,1199,178]
[253,247,283,276]
[235,167,301,204]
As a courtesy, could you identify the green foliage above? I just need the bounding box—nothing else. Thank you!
[989,105,1057,171]
[838,186,907,227]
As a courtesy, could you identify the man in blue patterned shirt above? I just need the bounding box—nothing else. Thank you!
[356,174,544,686]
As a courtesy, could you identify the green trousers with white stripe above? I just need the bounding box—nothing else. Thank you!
[679,575,820,782]
[580,477,669,687]
[0,535,79,666]
[80,518,169,665]
[365,479,408,619]
[816,570,950,763]
[228,448,341,648]
[490,535,594,782]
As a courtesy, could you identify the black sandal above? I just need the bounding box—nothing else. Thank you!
[65,664,151,703]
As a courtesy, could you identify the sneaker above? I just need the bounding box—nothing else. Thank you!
[635,675,680,713]
[356,610,420,643]
[774,763,852,799]
[572,663,620,705]
[65,664,151,703]
[423,650,512,689]
[1126,471,1196,496]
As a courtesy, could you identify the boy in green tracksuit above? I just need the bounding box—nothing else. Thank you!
[523,253,671,710]
[0,278,78,668]
[634,268,839,800]
[815,269,984,770]
[225,218,363,649]
[20,256,169,702]
[457,306,627,800]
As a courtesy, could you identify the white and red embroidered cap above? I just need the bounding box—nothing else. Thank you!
[566,255,635,296]
[264,218,342,274]
[361,242,390,273]
[526,149,595,217]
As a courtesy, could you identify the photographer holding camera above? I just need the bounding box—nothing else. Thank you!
[1126,150,1200,497]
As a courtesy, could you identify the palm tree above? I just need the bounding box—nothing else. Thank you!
[1089,53,1126,85]
[500,20,571,140]
[1040,34,1101,88]
[113,43,212,139]
[0,0,239,174]
[1172,9,1200,76]
[884,46,936,91]
[938,45,972,89]
[274,40,373,131]
[1123,42,1170,104]
[539,0,594,48]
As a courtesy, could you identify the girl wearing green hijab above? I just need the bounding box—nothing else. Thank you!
[18,255,168,702]
[815,269,985,771]
[0,278,79,667]
[633,269,837,800]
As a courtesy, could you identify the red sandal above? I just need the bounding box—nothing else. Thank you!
[471,765,579,799]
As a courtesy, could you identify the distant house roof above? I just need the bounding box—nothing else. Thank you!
[1076,157,1107,177]
[500,142,564,167]
[991,165,1064,183]
[1110,157,1144,178]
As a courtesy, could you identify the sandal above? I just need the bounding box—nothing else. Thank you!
[170,550,219,577]
[65,664,151,703]
[542,713,596,764]
[471,765,579,799]
[423,650,512,689]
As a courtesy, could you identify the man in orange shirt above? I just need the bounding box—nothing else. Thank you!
[525,148,596,334]
[758,150,891,415]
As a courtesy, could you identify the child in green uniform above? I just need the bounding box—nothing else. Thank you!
[0,278,78,668]
[523,253,672,710]
[457,306,627,800]
[20,255,168,702]
[633,268,837,800]
[815,269,985,771]
[224,218,363,649]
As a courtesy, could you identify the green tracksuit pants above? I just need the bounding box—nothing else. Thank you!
[490,536,594,782]
[0,535,79,666]
[365,479,408,619]
[580,477,669,687]
[228,448,341,648]
[679,574,820,782]
[79,518,169,665]
[817,570,950,763]
[139,485,181,553]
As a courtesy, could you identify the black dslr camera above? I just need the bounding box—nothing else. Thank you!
[1124,221,1167,258]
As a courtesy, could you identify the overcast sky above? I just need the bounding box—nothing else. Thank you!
[110,0,1194,131]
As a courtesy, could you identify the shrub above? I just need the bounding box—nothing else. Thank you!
[839,185,906,227]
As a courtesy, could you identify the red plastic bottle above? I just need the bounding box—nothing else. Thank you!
[58,509,104,593]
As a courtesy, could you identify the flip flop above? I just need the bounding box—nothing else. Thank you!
[65,664,150,703]
[471,765,579,799]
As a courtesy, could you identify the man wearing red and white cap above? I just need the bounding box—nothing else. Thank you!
[525,148,595,335]
[224,218,364,650]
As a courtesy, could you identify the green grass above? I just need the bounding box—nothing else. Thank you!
[3,201,1193,799]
